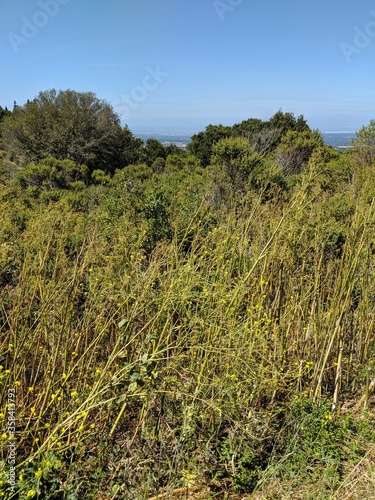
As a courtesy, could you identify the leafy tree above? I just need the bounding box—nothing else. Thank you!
[350,120,375,167]
[187,124,232,166]
[0,106,11,140]
[232,117,264,140]
[1,89,143,174]
[275,129,323,175]
[0,106,11,123]
[268,110,309,135]
[252,111,310,155]
[144,138,167,166]
[165,143,186,156]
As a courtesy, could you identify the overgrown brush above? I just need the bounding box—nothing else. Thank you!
[1,160,375,498]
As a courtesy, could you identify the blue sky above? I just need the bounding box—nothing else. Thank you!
[1,0,375,133]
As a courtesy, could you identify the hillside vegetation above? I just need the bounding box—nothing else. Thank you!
[1,91,375,499]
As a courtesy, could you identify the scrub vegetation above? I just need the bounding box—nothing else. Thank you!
[1,90,375,499]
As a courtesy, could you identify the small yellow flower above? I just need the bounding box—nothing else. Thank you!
[0,413,4,419]
[78,424,84,432]
[95,368,101,374]
[57,441,62,446]
[28,387,34,392]
[14,381,21,386]
[34,468,42,478]
[62,373,67,379]
[0,365,3,370]
[30,407,36,415]
[90,423,95,429]
[71,390,78,398]
[1,433,7,439]
[19,474,23,481]
[34,438,39,443]
[45,423,50,428]
[81,411,87,417]
[4,370,10,374]
[27,490,37,498]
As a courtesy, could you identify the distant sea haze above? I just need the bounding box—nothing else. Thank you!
[134,132,357,151]
[322,132,356,150]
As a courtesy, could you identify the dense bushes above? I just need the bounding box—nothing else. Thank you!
[1,113,375,498]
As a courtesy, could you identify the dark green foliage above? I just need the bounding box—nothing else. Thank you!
[144,138,167,166]
[0,89,143,174]
[233,111,310,156]
[187,124,232,166]
[188,111,311,167]
[0,105,11,123]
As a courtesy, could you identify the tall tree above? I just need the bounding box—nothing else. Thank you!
[187,124,232,166]
[0,106,11,139]
[144,138,167,166]
[0,89,143,174]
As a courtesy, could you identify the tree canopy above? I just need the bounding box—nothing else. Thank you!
[187,111,311,167]
[0,89,143,174]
